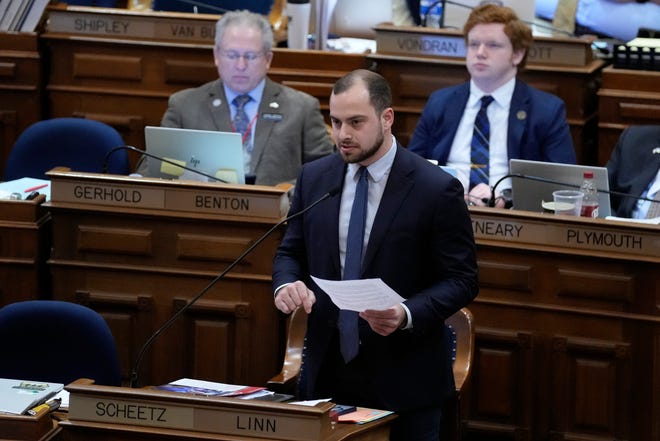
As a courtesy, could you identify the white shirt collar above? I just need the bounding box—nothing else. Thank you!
[347,135,397,183]
[469,77,515,109]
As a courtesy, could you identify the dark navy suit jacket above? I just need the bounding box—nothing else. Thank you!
[408,80,576,166]
[606,125,660,218]
[272,146,478,412]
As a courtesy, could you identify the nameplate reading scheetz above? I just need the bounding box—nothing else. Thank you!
[68,394,321,440]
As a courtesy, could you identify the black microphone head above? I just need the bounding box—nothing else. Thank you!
[328,186,342,198]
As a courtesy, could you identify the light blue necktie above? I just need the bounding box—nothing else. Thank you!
[338,166,368,363]
[232,94,252,154]
[469,95,494,189]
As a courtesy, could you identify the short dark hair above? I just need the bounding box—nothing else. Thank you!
[463,4,533,68]
[333,69,393,115]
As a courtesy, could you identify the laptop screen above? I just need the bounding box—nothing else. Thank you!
[509,159,612,218]
[144,126,245,185]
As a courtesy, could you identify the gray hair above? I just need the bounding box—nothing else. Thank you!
[214,10,274,53]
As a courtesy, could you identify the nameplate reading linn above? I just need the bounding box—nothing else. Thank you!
[471,213,659,259]
[68,393,329,441]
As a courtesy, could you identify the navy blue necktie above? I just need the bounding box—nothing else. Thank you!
[469,95,494,189]
[339,166,368,363]
[232,94,252,153]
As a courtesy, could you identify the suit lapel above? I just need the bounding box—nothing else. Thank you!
[251,78,281,171]
[208,81,233,132]
[362,146,415,272]
[507,80,529,160]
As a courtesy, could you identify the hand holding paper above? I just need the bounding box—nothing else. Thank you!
[311,276,405,312]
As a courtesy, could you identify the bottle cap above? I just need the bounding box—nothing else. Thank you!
[583,171,594,179]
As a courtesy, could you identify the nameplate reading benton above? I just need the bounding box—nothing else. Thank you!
[47,173,287,221]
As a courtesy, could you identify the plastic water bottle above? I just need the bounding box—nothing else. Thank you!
[580,171,599,218]
[420,0,444,28]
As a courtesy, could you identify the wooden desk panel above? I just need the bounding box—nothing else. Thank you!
[0,32,44,175]
[465,208,659,441]
[46,171,289,388]
[0,196,52,305]
[597,66,660,166]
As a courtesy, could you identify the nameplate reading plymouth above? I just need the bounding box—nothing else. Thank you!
[471,212,659,260]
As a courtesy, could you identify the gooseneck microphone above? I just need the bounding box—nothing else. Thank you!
[487,173,658,208]
[129,185,341,388]
[156,0,231,14]
[103,145,229,184]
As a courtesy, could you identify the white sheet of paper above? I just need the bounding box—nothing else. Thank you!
[311,276,405,312]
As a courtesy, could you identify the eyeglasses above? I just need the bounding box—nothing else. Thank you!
[218,50,265,62]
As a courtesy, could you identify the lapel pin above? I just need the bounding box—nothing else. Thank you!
[212,98,222,107]
[269,102,279,109]
[653,147,660,154]
[517,110,527,121]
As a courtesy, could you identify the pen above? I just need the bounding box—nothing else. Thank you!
[26,398,61,416]
[24,183,48,193]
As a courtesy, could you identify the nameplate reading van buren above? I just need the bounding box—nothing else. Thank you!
[48,178,287,221]
[67,393,330,441]
[46,6,218,44]
[470,213,659,260]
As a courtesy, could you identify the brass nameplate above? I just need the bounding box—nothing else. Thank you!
[471,211,660,260]
[374,24,594,67]
[65,379,334,441]
[46,169,288,221]
[68,393,328,441]
[45,5,218,43]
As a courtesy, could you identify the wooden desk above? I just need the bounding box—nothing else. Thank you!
[44,169,289,388]
[0,32,44,175]
[0,195,52,305]
[597,66,660,166]
[465,207,659,441]
[52,379,393,441]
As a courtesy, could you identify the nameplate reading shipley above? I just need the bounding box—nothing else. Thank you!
[46,6,217,43]
[471,213,660,260]
[49,179,286,220]
[68,394,326,441]
[374,25,592,67]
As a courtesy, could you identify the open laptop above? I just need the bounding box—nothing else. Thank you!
[509,159,612,218]
[0,378,63,415]
[144,126,245,184]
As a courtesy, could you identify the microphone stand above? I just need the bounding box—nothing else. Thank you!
[129,187,340,388]
[103,145,229,184]
[488,173,658,208]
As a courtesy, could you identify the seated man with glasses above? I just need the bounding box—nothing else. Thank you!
[143,10,333,186]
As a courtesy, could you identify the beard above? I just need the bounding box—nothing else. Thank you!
[339,129,385,164]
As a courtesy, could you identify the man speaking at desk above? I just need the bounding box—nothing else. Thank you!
[145,10,333,186]
[272,69,478,441]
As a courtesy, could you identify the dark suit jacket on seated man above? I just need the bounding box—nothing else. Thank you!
[141,10,333,186]
[408,4,576,208]
[272,69,478,441]
[606,125,660,219]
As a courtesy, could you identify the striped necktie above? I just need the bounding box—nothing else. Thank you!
[232,94,252,153]
[338,166,368,363]
[469,95,494,189]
